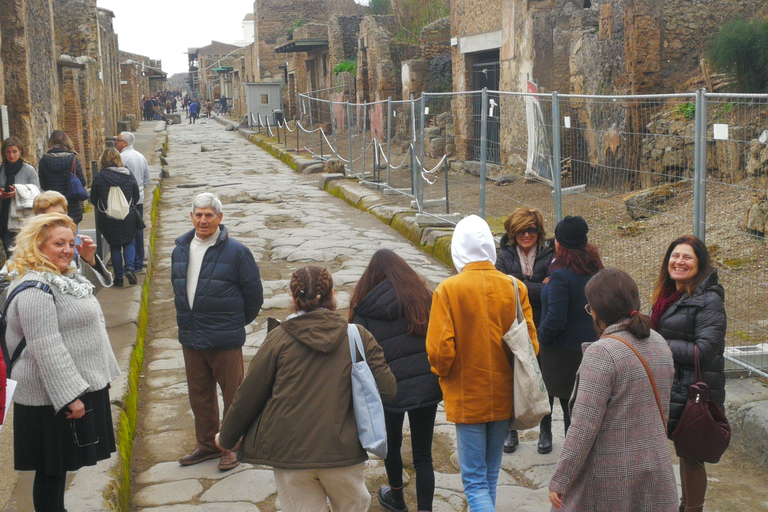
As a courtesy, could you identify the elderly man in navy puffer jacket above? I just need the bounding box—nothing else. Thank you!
[171,192,263,471]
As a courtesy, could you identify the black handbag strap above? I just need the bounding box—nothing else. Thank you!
[1,281,53,376]
[604,334,667,426]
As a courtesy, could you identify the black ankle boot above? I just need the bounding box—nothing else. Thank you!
[503,429,519,453]
[538,414,553,454]
[378,486,408,512]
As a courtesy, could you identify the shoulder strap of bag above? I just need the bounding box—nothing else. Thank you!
[70,155,77,175]
[508,276,525,324]
[603,334,667,426]
[2,281,53,373]
[693,345,704,383]
[347,323,365,364]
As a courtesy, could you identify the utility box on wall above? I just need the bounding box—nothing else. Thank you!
[245,82,283,127]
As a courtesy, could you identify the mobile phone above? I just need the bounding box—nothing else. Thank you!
[75,236,83,247]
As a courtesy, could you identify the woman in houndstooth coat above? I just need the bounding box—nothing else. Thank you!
[549,269,678,512]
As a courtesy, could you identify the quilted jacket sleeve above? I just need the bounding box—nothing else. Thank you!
[237,244,263,325]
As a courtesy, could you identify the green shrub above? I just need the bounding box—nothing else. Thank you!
[677,102,696,120]
[367,0,392,15]
[333,59,357,75]
[286,18,304,40]
[709,19,768,92]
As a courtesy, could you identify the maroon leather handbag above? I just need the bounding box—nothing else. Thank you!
[671,346,731,463]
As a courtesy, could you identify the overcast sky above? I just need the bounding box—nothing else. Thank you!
[96,0,256,76]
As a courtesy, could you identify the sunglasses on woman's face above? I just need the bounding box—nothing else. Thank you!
[517,227,538,237]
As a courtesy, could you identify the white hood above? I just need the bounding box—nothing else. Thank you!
[451,215,496,273]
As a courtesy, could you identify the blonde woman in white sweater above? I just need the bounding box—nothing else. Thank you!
[5,213,120,512]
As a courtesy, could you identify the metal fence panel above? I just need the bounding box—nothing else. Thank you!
[292,87,768,375]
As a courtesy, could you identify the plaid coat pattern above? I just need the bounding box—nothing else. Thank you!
[549,324,678,511]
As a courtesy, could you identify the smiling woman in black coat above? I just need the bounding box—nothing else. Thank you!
[651,235,726,512]
[350,249,441,512]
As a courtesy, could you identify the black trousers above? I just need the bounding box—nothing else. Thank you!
[384,404,438,511]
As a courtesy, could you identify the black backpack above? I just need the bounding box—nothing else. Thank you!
[0,281,53,378]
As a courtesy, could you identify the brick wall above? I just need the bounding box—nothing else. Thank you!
[98,8,121,138]
[120,64,141,120]
[60,64,87,178]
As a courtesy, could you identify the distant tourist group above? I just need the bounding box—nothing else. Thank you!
[0,126,726,512]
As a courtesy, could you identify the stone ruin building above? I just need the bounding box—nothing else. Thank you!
[0,0,164,177]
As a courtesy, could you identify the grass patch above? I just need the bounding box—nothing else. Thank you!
[110,184,162,511]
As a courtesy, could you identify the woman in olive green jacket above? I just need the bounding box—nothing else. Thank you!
[218,266,396,512]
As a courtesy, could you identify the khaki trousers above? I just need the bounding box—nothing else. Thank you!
[182,347,244,452]
[273,463,370,512]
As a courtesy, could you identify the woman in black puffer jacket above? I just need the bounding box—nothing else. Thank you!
[90,149,139,287]
[495,207,554,455]
[651,235,726,512]
[350,249,441,512]
[38,131,87,224]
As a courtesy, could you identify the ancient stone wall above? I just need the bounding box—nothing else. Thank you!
[119,51,152,100]
[59,62,87,176]
[121,63,141,122]
[357,16,418,103]
[98,8,121,138]
[0,0,59,165]
[255,0,360,80]
[328,15,363,74]
[420,17,451,62]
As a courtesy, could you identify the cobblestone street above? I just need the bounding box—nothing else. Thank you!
[128,117,569,511]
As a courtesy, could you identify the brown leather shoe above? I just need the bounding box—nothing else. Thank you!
[179,448,221,466]
[218,450,240,471]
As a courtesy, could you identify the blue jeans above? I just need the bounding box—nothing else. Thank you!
[133,204,144,271]
[111,242,135,280]
[455,420,508,512]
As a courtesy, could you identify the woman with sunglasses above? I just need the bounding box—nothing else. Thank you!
[495,207,554,454]
[538,216,603,442]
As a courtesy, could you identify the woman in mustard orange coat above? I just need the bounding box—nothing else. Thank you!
[427,215,537,512]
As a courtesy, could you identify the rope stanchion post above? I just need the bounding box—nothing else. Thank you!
[284,119,287,148]
[444,157,450,214]
[320,125,324,159]
[331,100,337,153]
[386,97,392,187]
[276,116,281,144]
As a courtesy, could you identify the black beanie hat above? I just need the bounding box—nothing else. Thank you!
[555,216,589,249]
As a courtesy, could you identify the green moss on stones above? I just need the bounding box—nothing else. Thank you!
[111,185,161,511]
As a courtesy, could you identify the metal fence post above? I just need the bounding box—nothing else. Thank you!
[410,95,417,196]
[419,94,426,211]
[347,101,353,176]
[552,91,563,222]
[308,97,315,154]
[479,88,488,219]
[693,89,708,242]
[387,97,392,187]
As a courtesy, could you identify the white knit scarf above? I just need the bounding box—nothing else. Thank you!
[11,269,95,298]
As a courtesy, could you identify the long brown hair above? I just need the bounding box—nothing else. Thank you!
[651,235,712,303]
[585,268,651,339]
[551,243,603,275]
[348,249,432,336]
[47,130,74,151]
